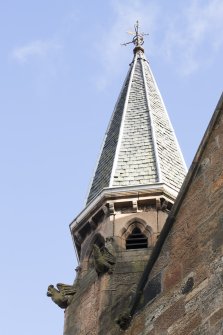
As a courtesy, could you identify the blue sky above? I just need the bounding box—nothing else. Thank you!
[0,1,222,334]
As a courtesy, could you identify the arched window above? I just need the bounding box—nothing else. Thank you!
[126,227,148,249]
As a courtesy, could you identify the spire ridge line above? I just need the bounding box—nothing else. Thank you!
[139,56,162,182]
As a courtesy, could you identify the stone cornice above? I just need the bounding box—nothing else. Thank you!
[70,183,177,233]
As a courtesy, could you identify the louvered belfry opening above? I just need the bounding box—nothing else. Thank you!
[126,227,148,250]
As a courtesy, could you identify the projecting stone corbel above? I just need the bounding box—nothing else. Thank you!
[75,265,82,274]
[132,200,138,212]
[156,198,161,210]
[108,202,115,215]
[161,200,168,211]
[102,205,109,215]
[89,218,97,231]
[74,233,83,245]
[105,236,114,243]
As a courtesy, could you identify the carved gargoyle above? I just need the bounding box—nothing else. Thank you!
[92,244,116,275]
[47,283,77,309]
[116,310,132,330]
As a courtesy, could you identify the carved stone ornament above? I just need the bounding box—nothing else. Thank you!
[92,244,116,275]
[116,310,131,330]
[108,202,115,215]
[47,283,77,309]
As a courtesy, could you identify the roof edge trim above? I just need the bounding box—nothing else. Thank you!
[70,182,178,231]
[146,60,188,172]
[85,60,133,204]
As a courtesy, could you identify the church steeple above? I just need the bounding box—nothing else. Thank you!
[49,24,188,335]
[87,23,186,204]
[48,23,222,335]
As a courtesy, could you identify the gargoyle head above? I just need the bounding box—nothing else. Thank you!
[92,244,101,258]
[46,284,55,297]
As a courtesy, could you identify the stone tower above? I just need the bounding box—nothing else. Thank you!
[48,23,187,335]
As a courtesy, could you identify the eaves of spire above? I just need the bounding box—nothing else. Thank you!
[86,25,187,205]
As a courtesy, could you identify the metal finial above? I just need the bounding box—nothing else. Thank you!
[122,21,149,53]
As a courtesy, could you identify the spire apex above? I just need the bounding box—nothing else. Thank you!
[122,20,149,54]
[86,29,187,204]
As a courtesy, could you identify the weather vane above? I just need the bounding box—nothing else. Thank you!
[122,20,149,51]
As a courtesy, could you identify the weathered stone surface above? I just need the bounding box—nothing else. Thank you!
[62,39,223,335]
[181,277,194,294]
[164,262,182,291]
[122,96,223,334]
[139,272,162,308]
[210,308,223,326]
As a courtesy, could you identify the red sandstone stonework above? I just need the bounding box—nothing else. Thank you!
[63,89,223,334]
[124,97,223,334]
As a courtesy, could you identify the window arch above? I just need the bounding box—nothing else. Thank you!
[126,226,148,249]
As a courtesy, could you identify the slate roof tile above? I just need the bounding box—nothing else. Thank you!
[86,50,187,204]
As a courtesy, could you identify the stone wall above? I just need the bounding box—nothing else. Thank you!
[64,248,151,335]
[64,95,223,334]
[64,204,169,335]
[123,98,223,334]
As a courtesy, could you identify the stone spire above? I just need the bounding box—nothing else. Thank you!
[63,26,189,335]
[87,24,187,205]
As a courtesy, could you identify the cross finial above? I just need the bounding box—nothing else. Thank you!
[122,21,149,54]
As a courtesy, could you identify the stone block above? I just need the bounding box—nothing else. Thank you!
[154,298,185,331]
[163,263,182,291]
[210,307,223,326]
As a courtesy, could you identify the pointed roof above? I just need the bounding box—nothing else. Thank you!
[87,28,187,204]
